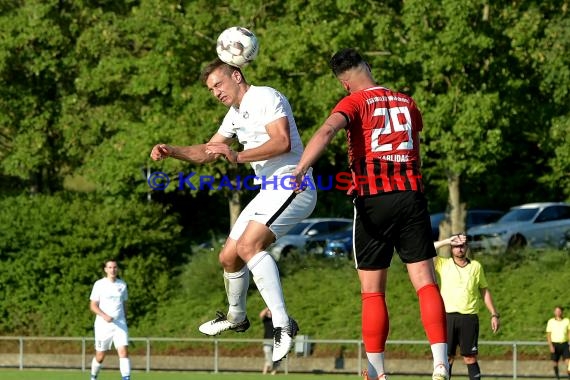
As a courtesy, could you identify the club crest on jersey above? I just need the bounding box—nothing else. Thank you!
[242,111,249,119]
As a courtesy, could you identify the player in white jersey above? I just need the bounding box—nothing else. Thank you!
[89,260,131,380]
[149,58,317,362]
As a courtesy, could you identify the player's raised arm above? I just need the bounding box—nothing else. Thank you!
[291,112,346,190]
[150,133,232,164]
[207,116,291,164]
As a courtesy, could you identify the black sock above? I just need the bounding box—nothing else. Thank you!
[449,363,453,379]
[467,362,481,380]
[554,366,560,379]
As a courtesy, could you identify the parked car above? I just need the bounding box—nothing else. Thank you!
[268,218,352,261]
[467,202,570,253]
[305,224,353,259]
[430,209,504,240]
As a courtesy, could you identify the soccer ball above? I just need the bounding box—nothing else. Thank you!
[216,26,259,68]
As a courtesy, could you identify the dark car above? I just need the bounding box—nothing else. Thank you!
[268,217,352,261]
[305,224,353,259]
[430,209,504,240]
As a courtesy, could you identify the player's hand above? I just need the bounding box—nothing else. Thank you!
[205,142,236,163]
[150,144,172,161]
[491,315,500,333]
[290,168,306,193]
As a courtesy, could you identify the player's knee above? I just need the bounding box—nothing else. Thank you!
[463,355,477,365]
[218,248,239,267]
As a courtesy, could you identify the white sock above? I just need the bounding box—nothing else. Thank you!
[247,251,288,327]
[431,342,448,369]
[91,357,102,376]
[366,352,385,377]
[119,357,131,377]
[223,267,249,322]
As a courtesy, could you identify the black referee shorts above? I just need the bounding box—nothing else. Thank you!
[353,191,436,270]
[551,342,570,362]
[447,312,480,357]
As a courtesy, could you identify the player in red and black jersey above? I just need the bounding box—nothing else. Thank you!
[292,48,449,380]
[332,81,424,196]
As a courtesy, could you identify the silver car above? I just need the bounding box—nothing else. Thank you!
[467,202,570,253]
[268,218,352,261]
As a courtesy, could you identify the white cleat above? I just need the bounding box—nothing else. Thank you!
[272,318,299,362]
[432,362,449,380]
[198,311,250,336]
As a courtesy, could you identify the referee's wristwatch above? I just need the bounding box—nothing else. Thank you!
[491,313,500,319]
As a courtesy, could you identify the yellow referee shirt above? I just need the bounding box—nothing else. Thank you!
[435,257,488,315]
[546,318,570,343]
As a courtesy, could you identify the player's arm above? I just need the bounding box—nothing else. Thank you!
[90,300,113,323]
[150,133,232,163]
[292,112,346,187]
[206,116,291,164]
[547,330,555,352]
[259,307,269,319]
[480,287,500,333]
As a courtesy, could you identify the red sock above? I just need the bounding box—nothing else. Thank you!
[417,284,447,344]
[361,292,389,352]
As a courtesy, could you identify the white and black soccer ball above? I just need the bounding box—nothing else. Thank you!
[216,26,259,68]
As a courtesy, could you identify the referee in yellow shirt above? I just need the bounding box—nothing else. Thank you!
[546,306,570,380]
[434,234,500,380]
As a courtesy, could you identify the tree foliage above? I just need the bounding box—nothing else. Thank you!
[0,193,186,335]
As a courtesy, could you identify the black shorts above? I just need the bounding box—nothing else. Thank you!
[353,191,436,269]
[551,342,570,362]
[447,313,479,357]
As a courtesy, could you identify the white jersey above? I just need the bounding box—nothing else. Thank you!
[90,277,128,323]
[217,85,304,180]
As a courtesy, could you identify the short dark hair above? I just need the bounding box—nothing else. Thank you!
[329,48,365,76]
[200,57,243,84]
[103,259,117,269]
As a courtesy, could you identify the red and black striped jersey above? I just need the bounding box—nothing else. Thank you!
[331,86,424,196]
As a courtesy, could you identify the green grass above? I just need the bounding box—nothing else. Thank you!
[0,369,520,380]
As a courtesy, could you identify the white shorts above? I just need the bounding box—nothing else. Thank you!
[94,319,129,351]
[229,173,317,241]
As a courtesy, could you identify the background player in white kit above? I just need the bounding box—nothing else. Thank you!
[89,260,131,380]
[149,58,317,362]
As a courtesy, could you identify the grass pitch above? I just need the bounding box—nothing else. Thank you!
[0,369,525,380]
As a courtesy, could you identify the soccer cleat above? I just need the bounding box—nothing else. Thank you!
[432,363,449,380]
[90,376,97,380]
[272,318,299,362]
[198,311,250,336]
